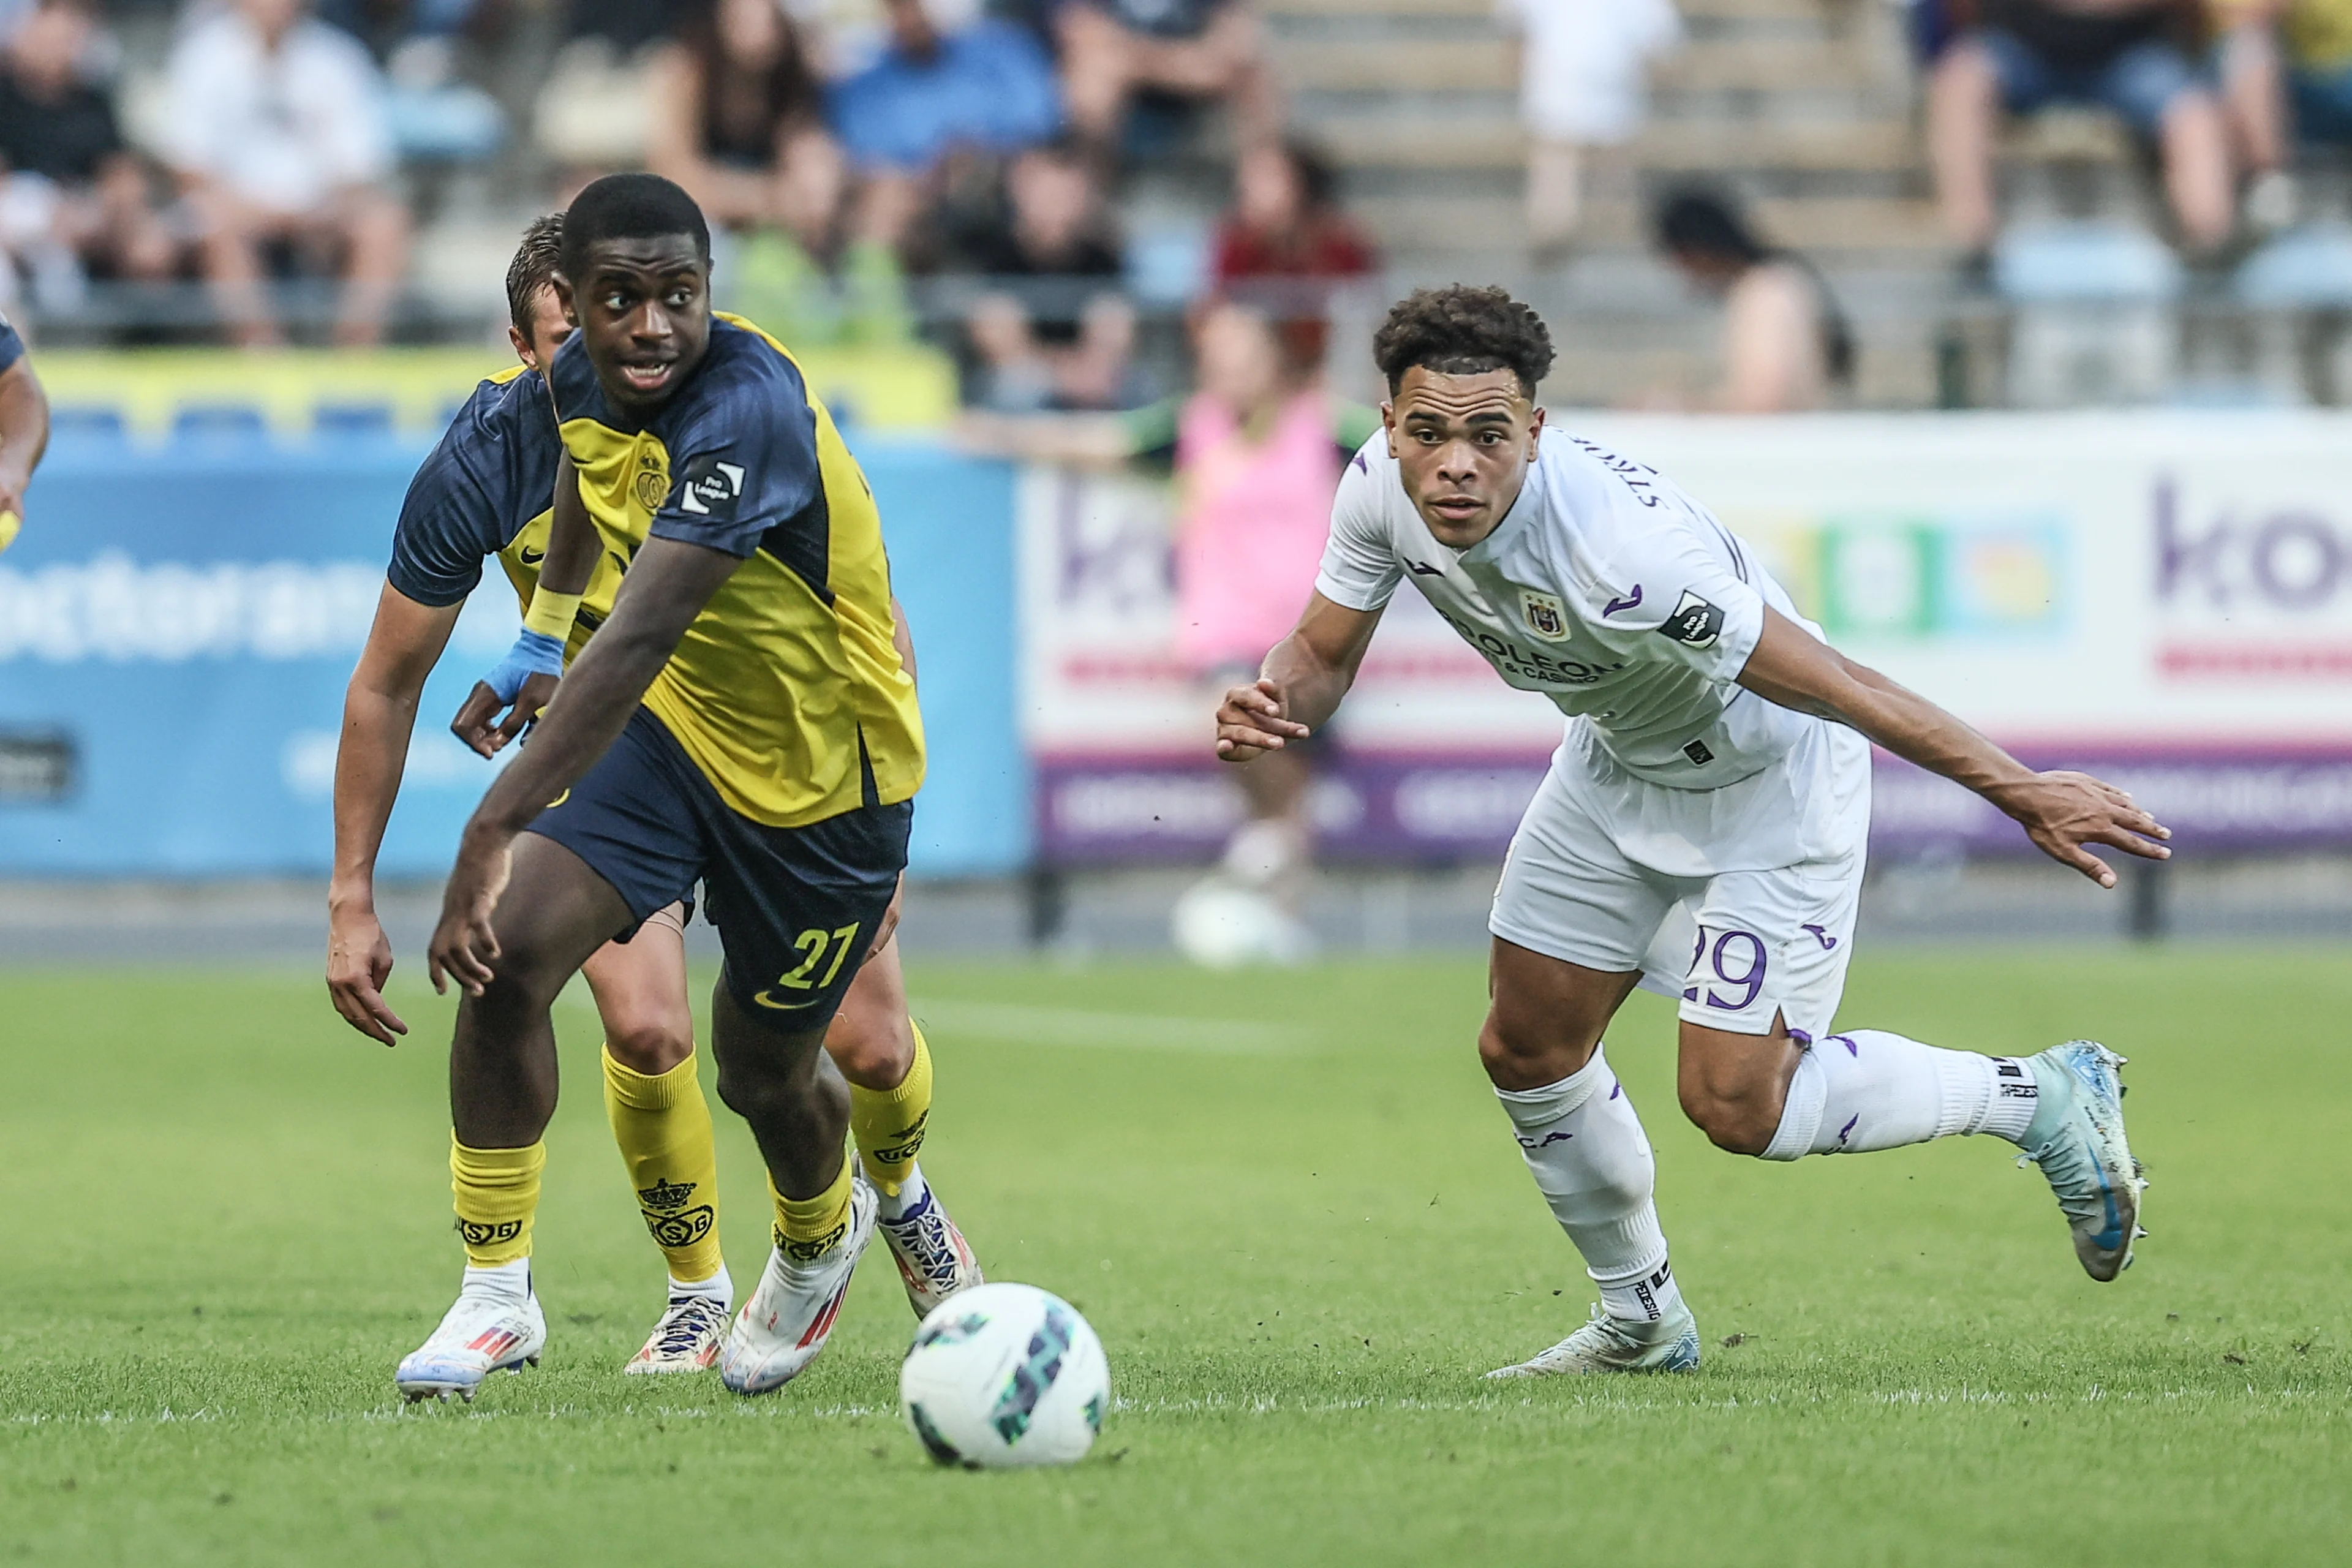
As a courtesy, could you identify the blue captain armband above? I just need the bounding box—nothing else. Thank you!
[483,628,566,703]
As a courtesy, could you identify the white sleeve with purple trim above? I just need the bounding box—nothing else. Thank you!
[1310,435,1404,613]
[1575,492,1769,688]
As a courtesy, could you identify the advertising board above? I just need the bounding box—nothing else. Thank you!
[0,438,1024,878]
[1021,412,2352,864]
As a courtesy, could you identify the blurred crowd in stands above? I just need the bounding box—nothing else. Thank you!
[2,1,2352,410]
[0,0,1383,412]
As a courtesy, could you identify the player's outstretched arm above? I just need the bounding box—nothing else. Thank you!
[450,453,606,755]
[428,533,740,995]
[0,354,49,553]
[1736,606,2171,888]
[1215,592,1384,764]
[329,584,464,1043]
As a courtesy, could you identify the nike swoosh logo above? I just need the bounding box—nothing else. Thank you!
[1407,560,1445,577]
[519,547,545,565]
[1602,586,1643,618]
[752,990,827,1012]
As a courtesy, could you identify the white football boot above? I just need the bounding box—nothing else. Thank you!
[874,1167,982,1318]
[1485,1303,1702,1379]
[395,1272,546,1403]
[624,1291,731,1375]
[719,1175,877,1395]
[2016,1040,2147,1281]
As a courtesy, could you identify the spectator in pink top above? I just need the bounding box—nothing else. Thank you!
[966,297,1378,957]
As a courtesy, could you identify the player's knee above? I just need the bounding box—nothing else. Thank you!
[1676,1079,1780,1156]
[470,943,568,1019]
[1477,1013,1597,1091]
[604,1014,693,1076]
[476,905,591,1004]
[826,1012,910,1091]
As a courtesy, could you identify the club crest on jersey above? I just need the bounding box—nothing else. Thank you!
[1519,589,1570,643]
[1659,590,1725,649]
[633,451,669,513]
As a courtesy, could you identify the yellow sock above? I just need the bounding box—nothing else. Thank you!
[771,1143,854,1262]
[601,1047,725,1285]
[850,1020,933,1197]
[450,1137,545,1268]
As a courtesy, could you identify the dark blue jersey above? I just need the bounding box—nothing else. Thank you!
[544,312,922,827]
[385,365,564,609]
[546,315,835,565]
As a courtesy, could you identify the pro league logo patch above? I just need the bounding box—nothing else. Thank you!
[676,454,747,518]
[1659,590,1725,649]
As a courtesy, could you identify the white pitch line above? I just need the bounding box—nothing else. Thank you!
[908,997,1305,1055]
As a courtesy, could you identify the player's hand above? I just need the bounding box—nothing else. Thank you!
[450,671,559,759]
[1215,678,1308,763]
[427,828,513,997]
[1985,770,2172,889]
[326,905,408,1045]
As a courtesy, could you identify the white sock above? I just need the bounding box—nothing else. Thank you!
[875,1162,927,1224]
[462,1257,532,1303]
[669,1262,732,1306]
[1762,1029,2040,1161]
[1494,1047,1686,1325]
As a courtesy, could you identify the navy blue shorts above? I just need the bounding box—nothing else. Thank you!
[527,707,911,1030]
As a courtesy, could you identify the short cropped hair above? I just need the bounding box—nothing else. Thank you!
[1371,285,1555,399]
[505,214,565,342]
[559,173,711,279]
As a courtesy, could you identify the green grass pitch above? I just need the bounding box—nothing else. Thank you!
[2,946,2346,1566]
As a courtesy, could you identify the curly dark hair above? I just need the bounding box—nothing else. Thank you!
[1371,285,1555,398]
[505,214,565,344]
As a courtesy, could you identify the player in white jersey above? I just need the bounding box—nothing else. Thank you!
[1215,287,2166,1376]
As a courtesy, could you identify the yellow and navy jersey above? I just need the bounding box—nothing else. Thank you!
[546,312,924,829]
[383,363,623,662]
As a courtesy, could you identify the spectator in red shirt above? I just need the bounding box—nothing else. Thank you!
[1211,138,1375,284]
[1210,138,1375,372]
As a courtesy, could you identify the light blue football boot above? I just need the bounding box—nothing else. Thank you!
[394,1276,545,1403]
[2017,1041,2147,1281]
[1485,1303,1702,1379]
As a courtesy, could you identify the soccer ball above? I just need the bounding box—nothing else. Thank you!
[899,1283,1110,1469]
[1170,879,1313,968]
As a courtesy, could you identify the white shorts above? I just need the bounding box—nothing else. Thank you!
[1489,724,1871,1041]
